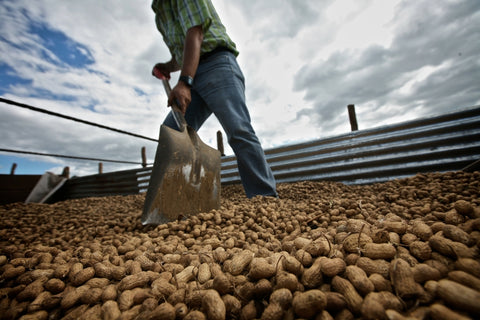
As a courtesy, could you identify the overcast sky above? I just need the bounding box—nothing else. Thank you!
[1,0,479,177]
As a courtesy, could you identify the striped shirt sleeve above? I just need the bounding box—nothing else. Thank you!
[176,0,213,34]
[152,0,238,66]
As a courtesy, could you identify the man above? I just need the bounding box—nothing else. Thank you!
[151,0,277,198]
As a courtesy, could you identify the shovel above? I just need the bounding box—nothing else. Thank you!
[142,73,221,225]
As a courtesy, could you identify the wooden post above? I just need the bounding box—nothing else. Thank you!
[141,146,147,167]
[98,162,103,174]
[348,104,358,131]
[61,166,70,179]
[216,130,225,156]
[10,163,17,175]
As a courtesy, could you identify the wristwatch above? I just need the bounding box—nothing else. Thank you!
[179,75,194,88]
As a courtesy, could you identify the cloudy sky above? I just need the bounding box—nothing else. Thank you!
[1,0,479,177]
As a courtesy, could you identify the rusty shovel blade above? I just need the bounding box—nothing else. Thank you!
[142,123,221,225]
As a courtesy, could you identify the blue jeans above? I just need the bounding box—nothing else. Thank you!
[163,50,277,198]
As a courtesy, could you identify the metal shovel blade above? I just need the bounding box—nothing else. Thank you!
[142,124,221,225]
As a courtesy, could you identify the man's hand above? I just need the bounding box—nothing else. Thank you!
[169,81,191,114]
[152,63,170,80]
[152,59,180,80]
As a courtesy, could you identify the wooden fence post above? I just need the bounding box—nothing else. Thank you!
[141,146,147,167]
[348,104,358,131]
[99,162,103,174]
[217,130,225,156]
[10,163,17,175]
[62,167,70,179]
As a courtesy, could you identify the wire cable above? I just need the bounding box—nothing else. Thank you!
[0,97,159,142]
[0,148,153,165]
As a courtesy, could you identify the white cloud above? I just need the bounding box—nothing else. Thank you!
[326,0,398,51]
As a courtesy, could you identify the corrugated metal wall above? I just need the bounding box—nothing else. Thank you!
[58,106,480,200]
[54,168,148,200]
[221,106,480,185]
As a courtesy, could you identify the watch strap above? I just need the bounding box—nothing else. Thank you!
[179,75,194,87]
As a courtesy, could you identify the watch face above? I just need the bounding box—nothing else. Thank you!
[180,75,193,87]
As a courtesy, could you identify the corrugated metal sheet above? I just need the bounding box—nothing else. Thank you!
[221,106,480,185]
[54,106,480,201]
[55,167,147,200]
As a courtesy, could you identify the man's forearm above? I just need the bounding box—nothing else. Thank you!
[167,25,204,113]
[181,25,203,78]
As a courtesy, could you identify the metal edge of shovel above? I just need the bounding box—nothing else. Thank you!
[141,78,221,225]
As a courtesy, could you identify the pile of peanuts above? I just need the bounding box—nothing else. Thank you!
[0,171,479,319]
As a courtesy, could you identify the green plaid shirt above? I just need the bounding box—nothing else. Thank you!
[151,0,239,67]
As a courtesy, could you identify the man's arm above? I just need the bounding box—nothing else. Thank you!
[181,25,203,81]
[169,25,204,114]
[153,58,180,76]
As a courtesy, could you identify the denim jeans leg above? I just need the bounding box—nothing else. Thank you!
[193,52,277,198]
